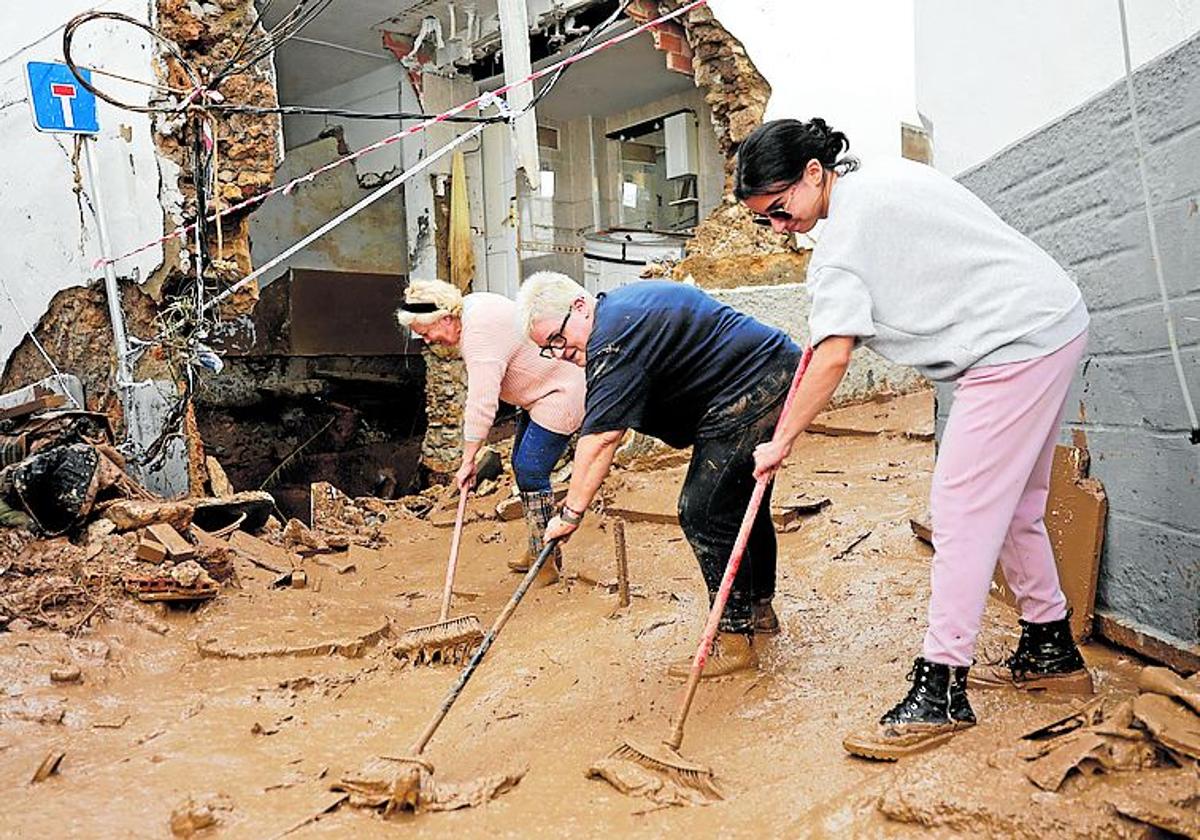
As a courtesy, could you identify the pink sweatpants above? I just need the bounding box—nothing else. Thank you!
[923,330,1088,667]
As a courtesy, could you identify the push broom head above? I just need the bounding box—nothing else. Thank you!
[392,614,484,667]
[595,738,723,804]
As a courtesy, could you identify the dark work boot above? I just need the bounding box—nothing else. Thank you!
[842,657,975,761]
[752,597,780,635]
[969,614,1093,694]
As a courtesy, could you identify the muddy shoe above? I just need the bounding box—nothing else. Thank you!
[969,615,1093,694]
[518,489,562,586]
[752,599,780,635]
[843,657,975,761]
[667,632,757,680]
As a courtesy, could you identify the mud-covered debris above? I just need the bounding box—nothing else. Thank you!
[103,499,194,533]
[474,446,503,484]
[49,665,82,684]
[204,457,235,498]
[1108,791,1200,839]
[1133,692,1200,761]
[333,757,524,815]
[168,795,233,837]
[587,757,716,807]
[30,750,65,783]
[282,518,329,554]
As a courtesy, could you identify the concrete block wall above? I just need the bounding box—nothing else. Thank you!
[709,284,929,405]
[944,32,1200,649]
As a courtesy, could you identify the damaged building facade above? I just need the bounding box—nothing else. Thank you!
[5,0,1194,666]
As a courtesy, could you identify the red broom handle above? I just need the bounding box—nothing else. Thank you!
[666,345,814,750]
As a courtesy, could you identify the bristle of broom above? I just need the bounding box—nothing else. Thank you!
[607,740,723,801]
[393,615,483,667]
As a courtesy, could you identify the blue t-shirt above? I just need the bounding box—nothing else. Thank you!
[581,282,799,448]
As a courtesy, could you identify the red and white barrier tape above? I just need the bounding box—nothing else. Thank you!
[96,0,709,270]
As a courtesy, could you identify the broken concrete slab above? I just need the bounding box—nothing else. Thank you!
[102,499,194,533]
[227,530,298,575]
[991,445,1107,641]
[205,456,235,497]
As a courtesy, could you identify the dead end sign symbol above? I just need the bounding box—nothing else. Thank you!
[26,61,99,134]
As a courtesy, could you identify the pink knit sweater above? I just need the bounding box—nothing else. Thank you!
[459,293,586,442]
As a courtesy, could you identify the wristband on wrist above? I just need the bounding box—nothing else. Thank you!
[559,503,585,525]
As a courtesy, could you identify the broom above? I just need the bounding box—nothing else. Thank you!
[383,537,563,811]
[601,346,814,802]
[393,487,484,665]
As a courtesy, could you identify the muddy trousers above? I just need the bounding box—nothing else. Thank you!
[678,403,783,633]
[924,330,1088,668]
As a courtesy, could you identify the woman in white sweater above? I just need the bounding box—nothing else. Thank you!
[735,118,1092,760]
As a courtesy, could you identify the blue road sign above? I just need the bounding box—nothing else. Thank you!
[26,61,99,134]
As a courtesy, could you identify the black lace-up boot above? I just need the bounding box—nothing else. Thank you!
[969,614,1093,694]
[842,657,975,760]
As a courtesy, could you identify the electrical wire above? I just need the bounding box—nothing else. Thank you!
[1116,0,1200,443]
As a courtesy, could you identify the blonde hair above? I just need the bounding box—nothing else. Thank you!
[515,271,592,337]
[395,278,464,328]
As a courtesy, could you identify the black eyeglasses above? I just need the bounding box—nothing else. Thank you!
[539,310,572,359]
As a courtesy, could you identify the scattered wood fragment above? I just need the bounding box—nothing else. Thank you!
[30,750,65,783]
[227,530,293,575]
[0,393,66,423]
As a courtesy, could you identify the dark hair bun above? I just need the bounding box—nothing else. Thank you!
[806,117,849,168]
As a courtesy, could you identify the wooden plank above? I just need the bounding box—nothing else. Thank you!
[0,394,66,422]
[990,445,1106,641]
[144,523,195,561]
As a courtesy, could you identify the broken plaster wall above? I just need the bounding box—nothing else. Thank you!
[941,31,1200,650]
[2,1,279,496]
[248,132,407,286]
[1,3,167,390]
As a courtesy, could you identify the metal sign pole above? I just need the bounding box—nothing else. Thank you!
[80,136,134,387]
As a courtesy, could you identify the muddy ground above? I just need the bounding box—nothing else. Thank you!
[0,393,1184,838]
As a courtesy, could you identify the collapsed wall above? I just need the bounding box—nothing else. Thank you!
[662,1,811,290]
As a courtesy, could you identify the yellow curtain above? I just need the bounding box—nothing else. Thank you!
[449,150,475,291]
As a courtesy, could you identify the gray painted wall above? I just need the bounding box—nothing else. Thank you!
[942,32,1200,647]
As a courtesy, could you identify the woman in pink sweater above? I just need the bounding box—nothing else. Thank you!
[396,276,585,582]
